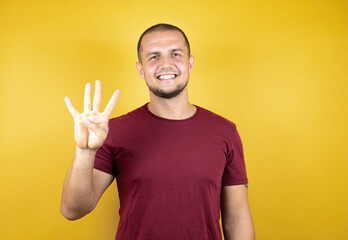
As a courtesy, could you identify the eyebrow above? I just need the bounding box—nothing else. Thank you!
[146,51,160,57]
[146,48,184,57]
[170,48,184,52]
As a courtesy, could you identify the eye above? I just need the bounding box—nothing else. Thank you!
[172,52,181,57]
[149,55,158,61]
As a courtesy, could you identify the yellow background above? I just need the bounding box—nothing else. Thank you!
[0,0,347,239]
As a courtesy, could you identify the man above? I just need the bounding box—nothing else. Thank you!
[61,23,255,240]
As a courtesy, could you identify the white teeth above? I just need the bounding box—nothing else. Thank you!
[158,74,176,80]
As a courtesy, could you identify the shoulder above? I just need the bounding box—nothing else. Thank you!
[196,106,243,152]
[197,106,237,131]
[105,104,149,140]
[109,104,148,126]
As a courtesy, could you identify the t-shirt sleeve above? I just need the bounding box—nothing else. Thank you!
[94,125,118,176]
[222,125,248,186]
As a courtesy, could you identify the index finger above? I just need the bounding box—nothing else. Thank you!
[103,89,120,117]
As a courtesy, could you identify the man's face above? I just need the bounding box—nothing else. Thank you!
[136,30,194,99]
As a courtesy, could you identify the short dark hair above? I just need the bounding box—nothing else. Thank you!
[137,23,191,62]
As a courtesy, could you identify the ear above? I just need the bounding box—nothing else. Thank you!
[136,62,145,79]
[188,55,194,74]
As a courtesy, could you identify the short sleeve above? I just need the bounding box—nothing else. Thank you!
[222,126,248,186]
[94,125,118,176]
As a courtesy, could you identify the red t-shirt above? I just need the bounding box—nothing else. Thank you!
[95,104,248,240]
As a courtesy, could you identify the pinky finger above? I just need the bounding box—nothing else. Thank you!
[65,96,79,118]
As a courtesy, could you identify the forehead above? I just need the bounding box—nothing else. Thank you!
[141,30,187,53]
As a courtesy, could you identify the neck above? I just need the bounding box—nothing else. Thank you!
[148,88,196,120]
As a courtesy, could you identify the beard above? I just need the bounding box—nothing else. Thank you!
[148,80,188,99]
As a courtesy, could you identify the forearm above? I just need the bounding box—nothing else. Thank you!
[61,147,97,220]
[222,208,255,240]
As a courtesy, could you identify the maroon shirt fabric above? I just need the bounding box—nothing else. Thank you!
[94,104,248,240]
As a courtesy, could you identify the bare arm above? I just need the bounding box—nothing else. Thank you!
[60,80,120,220]
[60,148,114,220]
[221,185,255,240]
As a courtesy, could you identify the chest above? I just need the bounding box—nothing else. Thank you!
[113,124,228,189]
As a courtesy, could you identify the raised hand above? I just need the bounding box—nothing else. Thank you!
[65,80,120,150]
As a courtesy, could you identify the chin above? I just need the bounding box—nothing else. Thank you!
[149,82,188,99]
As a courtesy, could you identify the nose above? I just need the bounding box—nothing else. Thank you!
[160,54,173,68]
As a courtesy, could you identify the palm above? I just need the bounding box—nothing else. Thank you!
[73,111,108,149]
[65,80,120,150]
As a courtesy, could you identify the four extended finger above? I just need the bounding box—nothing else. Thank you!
[65,96,79,118]
[92,80,101,112]
[103,89,120,117]
[83,82,92,113]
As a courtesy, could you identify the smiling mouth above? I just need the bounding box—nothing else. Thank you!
[156,74,178,80]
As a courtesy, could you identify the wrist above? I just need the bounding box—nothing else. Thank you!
[73,146,98,168]
[75,146,98,156]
